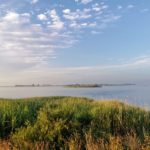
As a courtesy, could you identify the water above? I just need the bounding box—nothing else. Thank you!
[0,85,150,108]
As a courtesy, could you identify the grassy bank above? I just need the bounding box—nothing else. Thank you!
[0,97,150,149]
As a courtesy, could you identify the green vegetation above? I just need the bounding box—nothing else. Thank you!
[65,84,102,88]
[0,97,150,149]
[64,83,135,88]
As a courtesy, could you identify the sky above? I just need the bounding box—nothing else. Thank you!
[0,0,150,85]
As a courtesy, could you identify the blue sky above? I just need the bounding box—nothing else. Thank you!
[0,0,150,85]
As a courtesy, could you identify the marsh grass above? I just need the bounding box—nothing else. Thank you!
[0,97,150,149]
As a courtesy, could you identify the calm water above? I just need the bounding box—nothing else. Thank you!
[0,85,150,108]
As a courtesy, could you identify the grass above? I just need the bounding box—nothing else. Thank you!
[0,96,150,149]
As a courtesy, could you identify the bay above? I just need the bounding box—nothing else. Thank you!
[0,85,150,108]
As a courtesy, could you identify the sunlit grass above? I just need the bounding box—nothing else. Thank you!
[0,96,150,149]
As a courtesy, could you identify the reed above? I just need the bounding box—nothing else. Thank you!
[0,97,150,149]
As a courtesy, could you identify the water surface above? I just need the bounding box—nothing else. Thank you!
[0,85,150,108]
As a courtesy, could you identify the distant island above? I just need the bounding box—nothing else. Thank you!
[14,83,136,88]
[15,84,40,87]
[15,84,52,87]
[64,83,136,88]
[65,84,103,88]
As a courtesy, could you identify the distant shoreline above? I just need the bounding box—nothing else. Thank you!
[4,83,136,88]
[64,83,136,88]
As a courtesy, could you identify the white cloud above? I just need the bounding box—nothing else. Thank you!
[140,8,149,13]
[127,5,134,9]
[2,12,30,24]
[91,30,100,34]
[75,0,93,4]
[3,12,19,22]
[37,14,47,21]
[0,11,74,70]
[89,22,97,27]
[92,3,108,12]
[48,9,64,30]
[0,3,122,68]
[63,8,92,21]
[117,5,122,10]
[63,9,71,14]
[43,55,150,73]
[2,55,149,85]
[0,1,124,84]
[31,0,39,4]
[62,2,121,31]
[128,56,150,66]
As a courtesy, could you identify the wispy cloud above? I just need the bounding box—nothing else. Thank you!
[58,55,150,72]
[0,1,123,72]
[62,2,119,31]
[1,55,149,85]
[140,8,149,13]
[2,0,148,86]
[0,11,74,70]
[127,4,134,9]
[117,5,123,10]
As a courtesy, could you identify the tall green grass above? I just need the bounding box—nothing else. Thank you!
[0,97,150,149]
